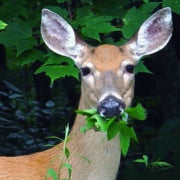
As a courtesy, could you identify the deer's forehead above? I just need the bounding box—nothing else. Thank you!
[86,45,131,72]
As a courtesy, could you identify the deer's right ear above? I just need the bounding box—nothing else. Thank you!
[41,9,88,65]
[125,7,173,61]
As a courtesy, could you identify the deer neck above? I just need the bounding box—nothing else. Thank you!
[67,95,121,180]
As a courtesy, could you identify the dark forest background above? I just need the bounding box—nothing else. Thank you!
[0,0,179,179]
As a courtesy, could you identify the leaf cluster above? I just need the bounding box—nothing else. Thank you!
[134,155,173,170]
[0,0,179,82]
[46,125,72,180]
[76,103,146,156]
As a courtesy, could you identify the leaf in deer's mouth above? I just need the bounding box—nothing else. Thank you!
[76,103,146,156]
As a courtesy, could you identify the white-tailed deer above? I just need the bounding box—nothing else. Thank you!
[0,7,172,180]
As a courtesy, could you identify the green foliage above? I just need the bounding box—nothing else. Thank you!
[74,6,119,41]
[46,125,72,180]
[16,50,44,66]
[135,59,152,74]
[0,0,177,81]
[0,20,7,30]
[63,163,72,179]
[0,21,37,56]
[46,168,58,180]
[134,155,173,170]
[121,2,160,38]
[125,103,147,120]
[35,54,79,85]
[134,155,149,167]
[76,103,146,156]
[163,0,180,15]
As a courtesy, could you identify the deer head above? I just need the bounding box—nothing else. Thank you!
[41,8,172,118]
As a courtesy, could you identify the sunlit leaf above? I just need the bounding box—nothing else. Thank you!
[63,163,72,179]
[35,65,79,85]
[107,122,120,140]
[125,103,147,120]
[119,122,131,156]
[80,118,95,133]
[0,20,7,30]
[150,161,173,169]
[76,109,97,116]
[46,168,58,180]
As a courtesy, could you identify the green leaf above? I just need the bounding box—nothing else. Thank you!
[150,161,173,168]
[45,6,68,19]
[0,20,35,56]
[80,118,95,133]
[0,1,28,20]
[134,159,147,163]
[0,20,7,30]
[16,37,37,56]
[121,3,160,38]
[107,122,120,140]
[76,109,97,116]
[133,155,149,167]
[163,0,180,15]
[46,136,62,141]
[92,0,127,17]
[82,20,119,41]
[125,103,147,120]
[44,54,75,67]
[35,65,79,85]
[119,123,131,156]
[128,126,138,142]
[143,155,149,167]
[46,168,58,180]
[121,111,128,123]
[93,114,107,131]
[134,155,173,169]
[63,163,72,179]
[75,7,119,41]
[65,125,70,140]
[119,121,138,156]
[35,53,79,84]
[16,50,44,66]
[0,21,32,46]
[135,60,152,74]
[64,147,70,159]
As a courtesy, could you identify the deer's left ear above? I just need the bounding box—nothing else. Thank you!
[126,7,173,61]
[41,9,89,65]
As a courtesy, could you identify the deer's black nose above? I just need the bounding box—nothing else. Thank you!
[97,95,126,118]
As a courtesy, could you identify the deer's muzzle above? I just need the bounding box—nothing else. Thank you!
[97,95,125,118]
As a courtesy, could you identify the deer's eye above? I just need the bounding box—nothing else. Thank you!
[80,67,91,76]
[125,64,135,73]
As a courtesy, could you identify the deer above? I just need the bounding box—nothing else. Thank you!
[0,7,172,180]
